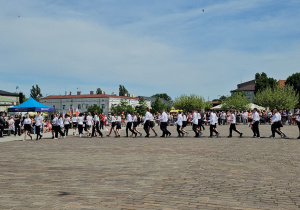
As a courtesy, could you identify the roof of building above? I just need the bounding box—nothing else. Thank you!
[0,90,18,97]
[231,83,255,92]
[42,94,145,100]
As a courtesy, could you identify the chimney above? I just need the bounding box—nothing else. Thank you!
[77,91,81,95]
[111,92,115,95]
[69,91,72,95]
[90,91,94,95]
[65,91,67,96]
[101,91,104,94]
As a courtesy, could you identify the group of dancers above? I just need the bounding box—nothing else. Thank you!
[19,107,300,141]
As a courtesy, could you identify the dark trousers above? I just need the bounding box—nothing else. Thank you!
[252,121,260,137]
[271,123,281,137]
[177,125,184,136]
[78,124,83,135]
[14,124,21,136]
[229,123,240,136]
[126,122,136,136]
[0,125,3,137]
[193,124,198,136]
[100,121,104,130]
[144,120,150,136]
[160,122,170,137]
[210,124,217,136]
[92,121,102,137]
[199,120,205,131]
[298,123,300,136]
[55,126,64,138]
[64,125,69,136]
[36,126,41,139]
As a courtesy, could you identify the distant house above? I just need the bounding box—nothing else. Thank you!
[230,80,255,102]
[279,80,286,88]
[0,90,19,112]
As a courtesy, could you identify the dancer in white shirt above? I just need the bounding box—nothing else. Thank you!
[251,108,260,138]
[175,111,184,137]
[209,110,220,138]
[35,111,43,140]
[227,110,242,138]
[133,112,142,137]
[296,113,300,139]
[149,113,158,137]
[159,109,171,137]
[126,112,137,137]
[144,107,151,137]
[86,112,93,137]
[107,113,117,137]
[71,114,78,136]
[270,109,287,138]
[23,114,32,141]
[63,114,70,136]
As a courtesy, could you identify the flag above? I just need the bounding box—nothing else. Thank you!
[76,108,79,116]
[106,127,110,131]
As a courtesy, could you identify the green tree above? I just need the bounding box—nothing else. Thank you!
[255,72,277,94]
[286,73,300,97]
[30,84,43,101]
[135,97,147,116]
[13,92,28,104]
[172,94,206,111]
[255,85,299,110]
[151,93,172,102]
[111,99,135,115]
[96,88,102,94]
[151,97,171,114]
[119,85,129,96]
[222,92,251,111]
[87,104,103,115]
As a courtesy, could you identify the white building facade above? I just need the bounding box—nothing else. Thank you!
[41,92,151,114]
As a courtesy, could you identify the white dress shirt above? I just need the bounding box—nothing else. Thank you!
[176,114,183,126]
[52,117,58,126]
[127,114,132,123]
[144,111,151,123]
[230,114,236,124]
[252,112,260,122]
[210,113,217,125]
[271,113,281,123]
[192,112,198,125]
[182,115,187,122]
[159,112,168,122]
[86,115,93,126]
[35,115,43,126]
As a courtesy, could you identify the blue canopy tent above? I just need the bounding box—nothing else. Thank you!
[8,97,54,112]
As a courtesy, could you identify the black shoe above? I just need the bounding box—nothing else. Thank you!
[168,133,171,137]
[160,135,165,137]
[240,133,243,138]
[145,135,150,138]
[216,133,220,138]
[155,134,158,137]
[106,135,110,137]
[227,136,232,138]
[208,136,213,138]
[140,133,142,137]
[135,133,137,137]
[39,135,42,139]
[298,136,300,139]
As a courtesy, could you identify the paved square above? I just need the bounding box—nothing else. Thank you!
[0,124,300,209]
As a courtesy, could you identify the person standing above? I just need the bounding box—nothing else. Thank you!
[14,113,21,136]
[270,109,287,139]
[192,110,199,137]
[209,110,220,138]
[115,113,122,138]
[64,114,71,136]
[159,109,171,137]
[227,110,243,138]
[144,107,151,137]
[175,111,184,137]
[296,113,300,139]
[57,114,65,138]
[149,113,158,137]
[181,112,189,136]
[107,113,117,137]
[71,114,78,136]
[126,112,137,137]
[77,113,84,138]
[35,111,43,140]
[23,114,32,141]
[86,112,93,137]
[91,111,103,138]
[0,112,5,138]
[100,114,105,130]
[252,108,260,138]
[133,112,142,137]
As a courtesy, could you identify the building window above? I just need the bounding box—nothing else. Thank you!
[102,104,105,109]
[62,105,65,110]
[86,104,89,109]
[78,104,81,109]
[53,105,55,109]
[70,104,72,110]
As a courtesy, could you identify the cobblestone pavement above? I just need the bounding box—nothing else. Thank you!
[1,124,300,209]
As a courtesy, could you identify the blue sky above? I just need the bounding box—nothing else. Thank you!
[0,0,300,101]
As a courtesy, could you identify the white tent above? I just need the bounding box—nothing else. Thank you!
[211,103,266,111]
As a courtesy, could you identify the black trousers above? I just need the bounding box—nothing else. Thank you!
[54,126,64,138]
[271,123,282,137]
[229,123,240,136]
[252,121,260,137]
[36,126,41,139]
[78,124,83,135]
[0,125,3,137]
[126,122,136,136]
[198,120,205,131]
[92,121,102,137]
[193,124,198,136]
[64,125,69,136]
[210,124,217,136]
[14,124,21,136]
[298,123,300,136]
[144,120,150,136]
[177,125,184,136]
[100,121,104,130]
[160,122,170,137]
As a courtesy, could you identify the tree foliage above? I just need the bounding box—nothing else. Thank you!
[135,97,147,116]
[96,88,104,94]
[172,94,206,111]
[222,92,251,111]
[151,93,172,102]
[119,85,129,96]
[255,85,299,110]
[87,104,103,116]
[111,99,135,115]
[151,97,171,114]
[30,84,42,101]
[286,73,300,97]
[255,72,277,94]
